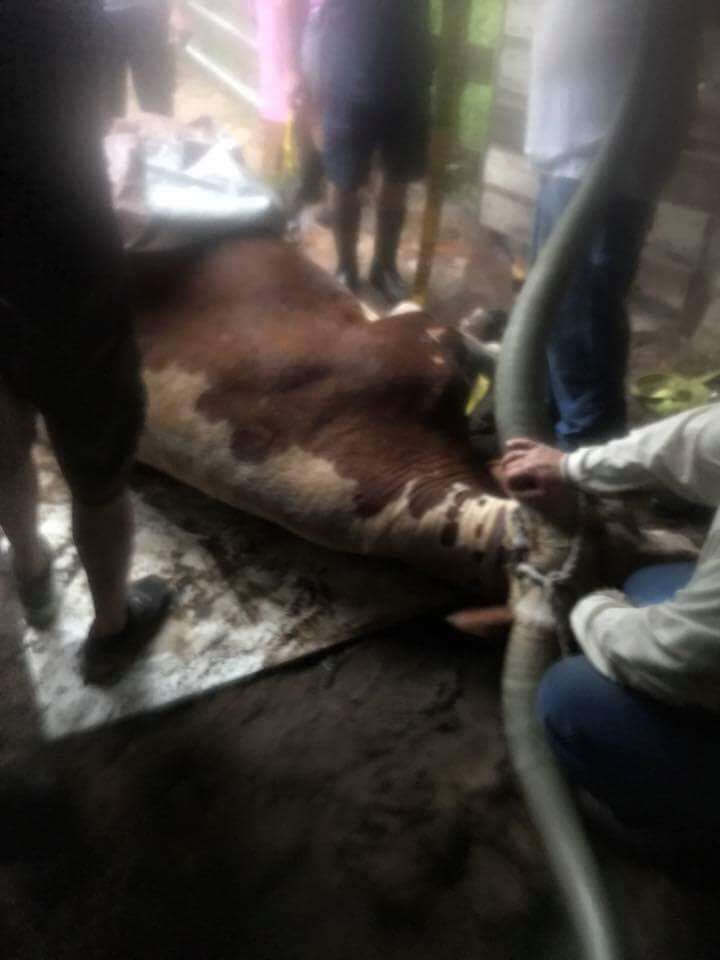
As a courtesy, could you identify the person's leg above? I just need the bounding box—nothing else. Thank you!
[537,655,720,832]
[1,377,136,644]
[584,194,654,440]
[331,185,362,289]
[530,175,568,430]
[72,493,133,639]
[292,14,328,220]
[289,105,326,218]
[534,177,653,450]
[0,380,56,630]
[40,304,170,663]
[323,100,372,290]
[369,178,409,302]
[44,329,171,684]
[126,0,174,115]
[13,154,171,669]
[623,561,696,607]
[0,0,170,682]
[0,382,45,584]
[370,98,430,303]
[532,176,595,447]
[100,7,131,120]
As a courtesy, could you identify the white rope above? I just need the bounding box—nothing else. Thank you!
[510,495,590,656]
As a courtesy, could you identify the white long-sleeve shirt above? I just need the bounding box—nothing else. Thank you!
[526,0,644,181]
[565,404,720,709]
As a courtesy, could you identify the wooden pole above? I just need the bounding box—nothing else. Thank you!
[413,0,472,304]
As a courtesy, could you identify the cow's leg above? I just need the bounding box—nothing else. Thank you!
[446,605,513,640]
[369,177,409,303]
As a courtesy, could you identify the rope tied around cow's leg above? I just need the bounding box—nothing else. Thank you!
[508,493,591,657]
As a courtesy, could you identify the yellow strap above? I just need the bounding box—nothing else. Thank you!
[465,374,492,416]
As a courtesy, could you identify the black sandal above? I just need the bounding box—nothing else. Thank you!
[82,575,172,687]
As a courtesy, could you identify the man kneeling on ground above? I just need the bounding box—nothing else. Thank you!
[502,405,720,855]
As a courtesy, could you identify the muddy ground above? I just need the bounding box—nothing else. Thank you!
[1,561,720,960]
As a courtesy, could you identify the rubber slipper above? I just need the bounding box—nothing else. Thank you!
[82,575,172,687]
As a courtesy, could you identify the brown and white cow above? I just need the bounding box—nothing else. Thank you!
[129,233,695,629]
[131,236,513,604]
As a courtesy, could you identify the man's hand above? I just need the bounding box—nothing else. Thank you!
[500,439,568,504]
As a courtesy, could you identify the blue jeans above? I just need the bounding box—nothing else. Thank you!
[537,563,720,832]
[532,177,653,451]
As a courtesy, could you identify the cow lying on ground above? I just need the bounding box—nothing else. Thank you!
[131,235,691,620]
[132,236,512,604]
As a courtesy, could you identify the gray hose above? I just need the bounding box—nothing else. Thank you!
[502,513,623,960]
[503,621,622,960]
[494,4,674,959]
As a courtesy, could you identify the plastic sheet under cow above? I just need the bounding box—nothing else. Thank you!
[105,114,285,252]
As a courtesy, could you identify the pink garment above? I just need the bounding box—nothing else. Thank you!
[255,0,291,123]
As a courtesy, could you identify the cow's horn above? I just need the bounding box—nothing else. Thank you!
[493,4,668,960]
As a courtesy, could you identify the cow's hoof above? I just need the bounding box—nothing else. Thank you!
[446,606,512,639]
[335,267,360,292]
[369,265,409,304]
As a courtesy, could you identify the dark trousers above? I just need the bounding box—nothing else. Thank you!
[532,176,653,451]
[103,2,174,118]
[538,656,720,837]
[537,564,720,835]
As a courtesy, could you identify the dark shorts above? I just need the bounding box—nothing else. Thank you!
[0,0,145,506]
[323,98,429,190]
[0,302,145,507]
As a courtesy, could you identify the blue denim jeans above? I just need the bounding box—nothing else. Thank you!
[536,563,720,832]
[532,177,653,451]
